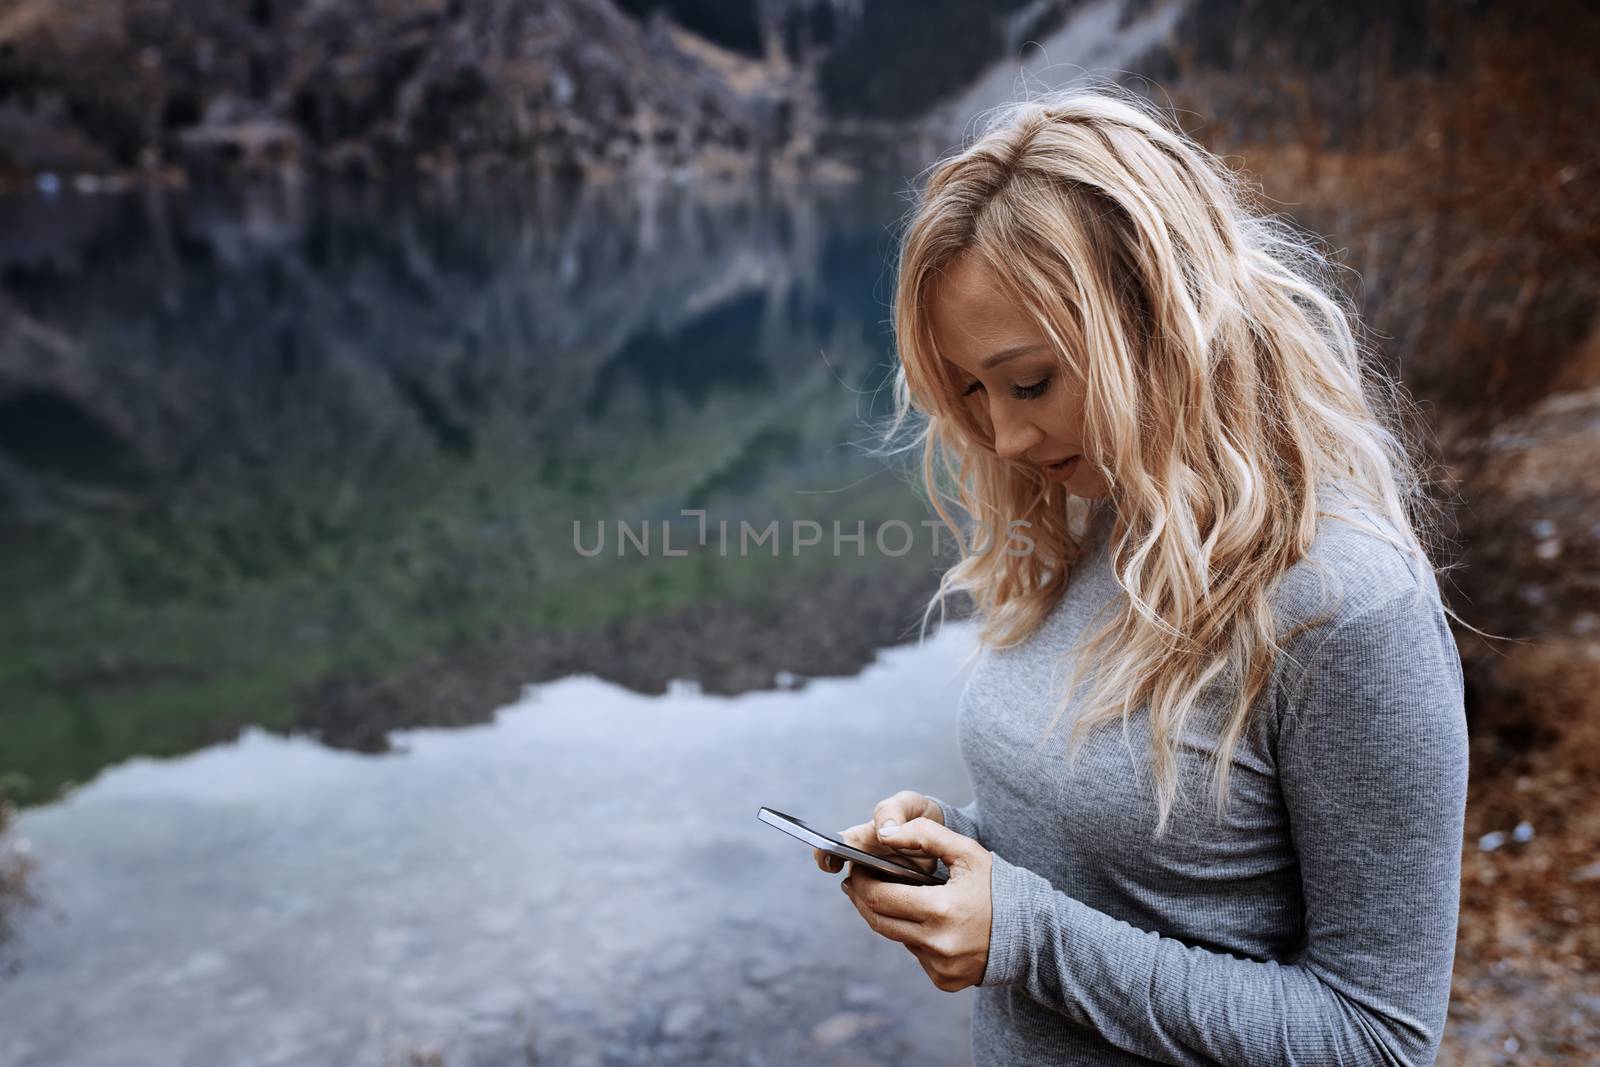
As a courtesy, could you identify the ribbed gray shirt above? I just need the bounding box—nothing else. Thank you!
[925,491,1468,1066]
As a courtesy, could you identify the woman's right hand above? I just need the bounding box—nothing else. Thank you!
[813,790,946,875]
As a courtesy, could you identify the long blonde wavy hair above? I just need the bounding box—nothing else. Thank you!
[883,85,1451,835]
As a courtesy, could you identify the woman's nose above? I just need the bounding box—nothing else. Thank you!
[991,411,1043,462]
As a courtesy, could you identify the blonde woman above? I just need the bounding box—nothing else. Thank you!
[812,86,1468,1066]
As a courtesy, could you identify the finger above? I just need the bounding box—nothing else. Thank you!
[837,821,876,850]
[845,864,940,922]
[874,816,977,868]
[841,819,935,869]
[838,819,939,879]
[813,847,843,873]
[841,879,929,948]
[873,790,926,838]
[890,851,939,875]
[838,822,903,858]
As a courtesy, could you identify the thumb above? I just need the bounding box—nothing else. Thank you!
[875,816,980,868]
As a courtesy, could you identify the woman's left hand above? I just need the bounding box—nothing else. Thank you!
[839,817,992,992]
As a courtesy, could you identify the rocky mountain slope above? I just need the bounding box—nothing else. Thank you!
[0,0,829,185]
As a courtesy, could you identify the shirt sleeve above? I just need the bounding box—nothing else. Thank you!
[978,585,1469,1067]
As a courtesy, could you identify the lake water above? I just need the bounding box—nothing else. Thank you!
[0,177,980,1066]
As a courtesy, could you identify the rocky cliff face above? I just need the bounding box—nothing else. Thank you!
[0,0,843,186]
[0,0,1100,188]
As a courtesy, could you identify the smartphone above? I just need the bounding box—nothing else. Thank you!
[757,806,949,887]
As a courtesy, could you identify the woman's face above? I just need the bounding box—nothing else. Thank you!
[928,254,1111,498]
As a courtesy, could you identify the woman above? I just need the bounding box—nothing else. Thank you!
[812,86,1468,1066]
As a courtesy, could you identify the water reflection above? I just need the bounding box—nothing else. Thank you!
[0,177,949,809]
[1,625,979,1066]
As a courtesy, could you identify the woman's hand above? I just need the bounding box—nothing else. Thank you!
[812,789,945,876]
[838,817,993,992]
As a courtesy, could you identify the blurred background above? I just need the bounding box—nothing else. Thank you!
[0,1,1595,1064]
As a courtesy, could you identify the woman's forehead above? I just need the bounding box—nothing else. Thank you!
[929,264,1046,353]
[930,252,1007,306]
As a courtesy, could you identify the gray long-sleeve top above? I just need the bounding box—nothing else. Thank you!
[925,492,1468,1066]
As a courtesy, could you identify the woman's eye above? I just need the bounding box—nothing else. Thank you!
[1010,377,1051,400]
[961,376,1052,400]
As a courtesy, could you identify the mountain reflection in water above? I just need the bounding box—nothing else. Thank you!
[0,178,982,1063]
[0,177,957,808]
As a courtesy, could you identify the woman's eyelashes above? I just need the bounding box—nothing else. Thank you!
[961,376,1053,401]
[1011,377,1052,400]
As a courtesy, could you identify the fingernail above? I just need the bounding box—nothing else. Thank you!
[879,821,899,836]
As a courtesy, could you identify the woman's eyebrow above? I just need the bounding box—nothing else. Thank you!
[981,343,1046,369]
